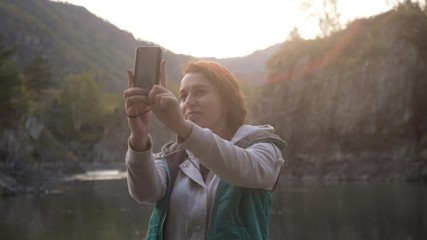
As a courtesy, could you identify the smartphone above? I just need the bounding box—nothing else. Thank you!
[133,46,162,95]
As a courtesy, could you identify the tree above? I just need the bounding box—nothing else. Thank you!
[299,0,342,38]
[24,57,51,101]
[287,27,303,42]
[59,72,104,135]
[318,0,341,37]
[384,0,425,12]
[0,43,30,129]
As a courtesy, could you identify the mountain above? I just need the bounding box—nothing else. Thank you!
[253,5,427,181]
[0,0,195,92]
[214,43,282,84]
[0,0,275,92]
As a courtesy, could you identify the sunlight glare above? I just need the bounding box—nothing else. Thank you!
[51,0,396,58]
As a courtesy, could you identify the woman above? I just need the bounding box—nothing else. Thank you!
[124,60,286,239]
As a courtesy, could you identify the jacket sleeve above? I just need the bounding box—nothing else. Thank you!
[125,136,167,204]
[179,124,284,190]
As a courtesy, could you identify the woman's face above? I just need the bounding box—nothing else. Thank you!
[179,72,228,135]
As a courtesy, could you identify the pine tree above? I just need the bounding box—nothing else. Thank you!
[0,43,30,129]
[24,57,51,101]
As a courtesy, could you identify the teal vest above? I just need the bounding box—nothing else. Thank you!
[146,132,287,240]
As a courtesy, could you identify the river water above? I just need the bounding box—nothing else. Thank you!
[1,170,426,240]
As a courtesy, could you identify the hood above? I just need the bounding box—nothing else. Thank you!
[231,124,276,144]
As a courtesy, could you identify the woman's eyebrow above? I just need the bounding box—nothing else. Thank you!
[179,84,209,94]
[192,85,208,90]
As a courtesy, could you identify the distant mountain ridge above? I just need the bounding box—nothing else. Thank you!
[0,0,275,91]
[213,43,282,84]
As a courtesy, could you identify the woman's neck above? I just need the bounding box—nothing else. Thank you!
[214,126,234,141]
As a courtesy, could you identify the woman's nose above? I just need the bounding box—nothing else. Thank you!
[184,94,196,107]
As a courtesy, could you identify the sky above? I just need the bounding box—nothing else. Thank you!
[52,0,397,58]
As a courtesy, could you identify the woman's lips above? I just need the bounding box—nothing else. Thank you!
[186,111,201,119]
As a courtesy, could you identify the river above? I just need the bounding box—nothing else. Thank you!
[1,170,426,240]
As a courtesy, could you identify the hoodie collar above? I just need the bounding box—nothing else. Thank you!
[230,124,275,144]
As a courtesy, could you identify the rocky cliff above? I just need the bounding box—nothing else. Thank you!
[252,7,427,181]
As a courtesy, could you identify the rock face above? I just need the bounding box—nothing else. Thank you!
[252,8,427,181]
[0,109,172,195]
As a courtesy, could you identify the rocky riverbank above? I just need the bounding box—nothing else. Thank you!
[0,161,130,196]
[0,163,82,196]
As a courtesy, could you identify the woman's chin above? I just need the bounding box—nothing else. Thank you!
[187,114,201,122]
[187,118,205,128]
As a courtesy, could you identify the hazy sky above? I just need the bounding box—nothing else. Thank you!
[52,0,396,58]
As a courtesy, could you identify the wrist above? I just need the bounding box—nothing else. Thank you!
[129,134,150,152]
[176,120,192,142]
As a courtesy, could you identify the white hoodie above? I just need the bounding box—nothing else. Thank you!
[125,123,285,240]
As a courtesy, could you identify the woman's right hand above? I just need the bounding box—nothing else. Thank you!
[123,70,152,151]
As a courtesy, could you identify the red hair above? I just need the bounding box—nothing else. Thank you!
[180,60,248,134]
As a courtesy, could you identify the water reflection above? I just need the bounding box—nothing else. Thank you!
[271,181,427,240]
[1,173,426,240]
[1,179,153,240]
[64,170,127,181]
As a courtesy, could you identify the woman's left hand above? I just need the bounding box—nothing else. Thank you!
[149,65,192,139]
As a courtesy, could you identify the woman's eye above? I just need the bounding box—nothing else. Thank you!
[180,94,187,101]
[194,90,205,96]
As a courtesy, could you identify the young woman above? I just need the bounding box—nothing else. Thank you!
[123,60,286,239]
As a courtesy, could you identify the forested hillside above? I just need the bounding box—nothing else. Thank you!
[0,0,272,193]
[0,0,194,91]
[0,0,192,192]
[253,4,427,181]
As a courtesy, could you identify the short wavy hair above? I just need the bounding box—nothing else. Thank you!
[180,60,248,134]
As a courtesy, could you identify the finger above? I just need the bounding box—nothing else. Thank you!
[148,90,163,110]
[125,95,146,107]
[152,91,162,107]
[148,85,164,102]
[159,60,166,88]
[123,88,147,99]
[127,70,134,88]
[125,96,150,111]
[159,93,173,108]
[157,92,176,109]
